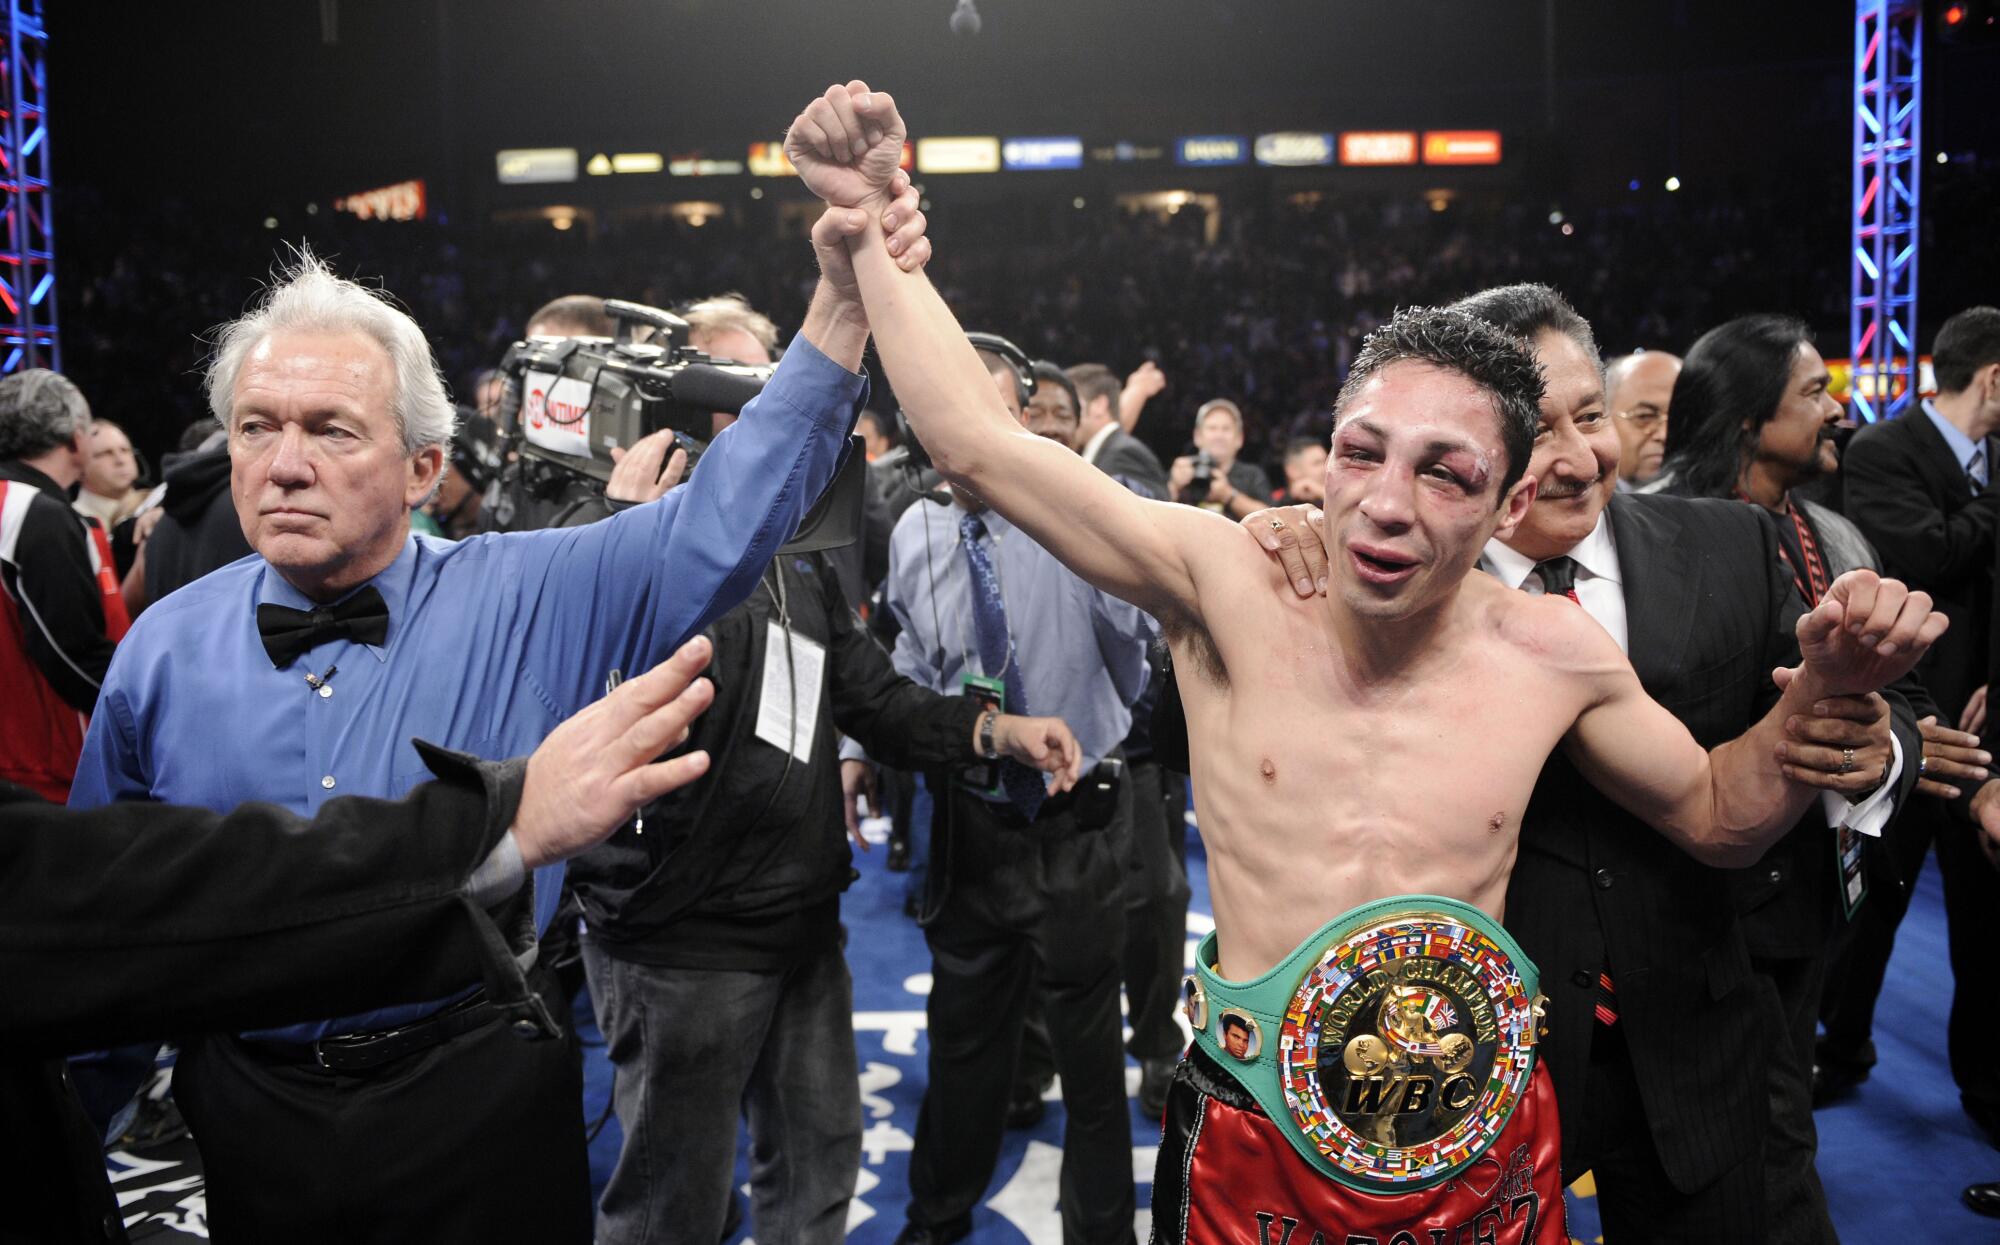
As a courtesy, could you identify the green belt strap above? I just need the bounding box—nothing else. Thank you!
[1189,893,1542,1191]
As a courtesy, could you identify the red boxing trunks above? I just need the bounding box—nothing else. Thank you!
[1151,1045,1567,1245]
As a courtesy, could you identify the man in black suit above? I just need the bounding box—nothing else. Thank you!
[2,641,718,1245]
[1246,286,1917,1243]
[1067,362,1171,500]
[1826,306,2000,1118]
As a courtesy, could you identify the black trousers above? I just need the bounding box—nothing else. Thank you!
[1578,1021,1768,1244]
[1755,952,1838,1245]
[1820,801,2000,1114]
[174,986,591,1244]
[1121,762,1191,1062]
[908,789,1136,1245]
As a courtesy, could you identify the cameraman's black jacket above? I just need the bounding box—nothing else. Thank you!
[569,549,981,971]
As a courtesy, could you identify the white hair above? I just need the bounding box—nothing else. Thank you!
[205,248,457,455]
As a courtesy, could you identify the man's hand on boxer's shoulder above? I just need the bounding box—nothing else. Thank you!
[511,636,716,870]
[1240,503,1328,598]
[785,80,907,213]
[1771,689,1894,797]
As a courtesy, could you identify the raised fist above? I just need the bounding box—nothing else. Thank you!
[784,80,909,212]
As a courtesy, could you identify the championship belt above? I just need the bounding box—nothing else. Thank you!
[1186,894,1548,1193]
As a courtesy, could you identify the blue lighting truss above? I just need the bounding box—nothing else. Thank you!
[0,0,54,374]
[1850,0,1922,422]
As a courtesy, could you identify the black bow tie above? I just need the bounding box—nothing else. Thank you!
[256,586,390,668]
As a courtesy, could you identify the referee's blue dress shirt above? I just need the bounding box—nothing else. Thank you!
[68,337,866,1040]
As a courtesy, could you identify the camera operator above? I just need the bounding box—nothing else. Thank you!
[1167,397,1272,518]
[568,532,1081,1245]
[425,412,505,541]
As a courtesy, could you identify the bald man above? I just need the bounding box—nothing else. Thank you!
[1606,350,1681,490]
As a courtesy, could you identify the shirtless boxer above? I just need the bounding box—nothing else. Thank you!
[782,83,1945,1245]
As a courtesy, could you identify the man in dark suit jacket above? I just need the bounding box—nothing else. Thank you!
[1825,306,2000,1115]
[0,642,717,1244]
[1473,291,1915,1244]
[1066,363,1171,501]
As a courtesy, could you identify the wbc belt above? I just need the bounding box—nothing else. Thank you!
[1186,894,1548,1193]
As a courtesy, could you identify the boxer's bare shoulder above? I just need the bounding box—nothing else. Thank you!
[1479,574,1631,687]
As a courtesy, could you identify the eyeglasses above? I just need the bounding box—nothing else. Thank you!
[1614,409,1668,432]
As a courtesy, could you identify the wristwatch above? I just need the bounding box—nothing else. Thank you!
[978,709,1001,760]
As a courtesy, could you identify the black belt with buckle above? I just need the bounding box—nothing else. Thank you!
[242,990,498,1073]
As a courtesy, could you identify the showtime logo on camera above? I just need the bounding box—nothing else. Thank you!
[522,370,595,458]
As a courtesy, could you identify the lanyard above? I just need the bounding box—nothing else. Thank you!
[1738,491,1831,606]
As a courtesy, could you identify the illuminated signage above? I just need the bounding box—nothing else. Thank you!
[1422,131,1503,165]
[1175,136,1247,167]
[916,136,1001,174]
[334,179,426,221]
[496,148,578,185]
[1002,137,1084,170]
[748,142,798,177]
[1254,132,1334,167]
[1339,131,1418,166]
[1089,140,1166,164]
[669,155,745,176]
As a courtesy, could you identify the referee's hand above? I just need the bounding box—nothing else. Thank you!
[512,637,716,868]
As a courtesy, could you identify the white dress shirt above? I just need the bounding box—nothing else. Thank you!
[1481,510,1901,837]
[1080,420,1120,466]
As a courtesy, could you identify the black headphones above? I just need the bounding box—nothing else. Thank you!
[892,330,1033,473]
[965,331,1032,411]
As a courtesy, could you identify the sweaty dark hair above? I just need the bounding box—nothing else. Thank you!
[1658,314,1811,500]
[1934,306,2000,395]
[1030,360,1079,419]
[525,294,614,338]
[1332,306,1545,496]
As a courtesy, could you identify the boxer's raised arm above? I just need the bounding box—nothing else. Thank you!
[785,82,1214,621]
[1559,602,1821,866]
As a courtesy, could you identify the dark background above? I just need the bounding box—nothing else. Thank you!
[45,1,2000,211]
[33,1,2000,471]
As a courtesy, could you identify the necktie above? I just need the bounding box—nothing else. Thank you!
[257,585,390,668]
[1970,446,1987,497]
[1532,555,1582,604]
[1523,555,1618,1025]
[959,514,1046,820]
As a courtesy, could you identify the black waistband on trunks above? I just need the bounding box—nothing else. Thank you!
[1179,1042,1260,1114]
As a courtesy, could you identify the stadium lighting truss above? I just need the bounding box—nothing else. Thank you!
[1850,0,1921,422]
[0,0,54,374]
